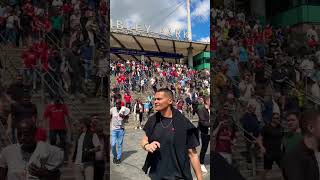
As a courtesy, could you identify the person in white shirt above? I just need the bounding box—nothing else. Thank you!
[239,74,255,104]
[140,79,145,93]
[300,57,315,78]
[52,0,63,8]
[311,80,320,99]
[0,119,64,180]
[133,99,144,130]
[307,25,319,42]
[110,99,130,164]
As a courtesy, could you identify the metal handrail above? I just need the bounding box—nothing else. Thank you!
[265,63,320,106]
[32,64,83,116]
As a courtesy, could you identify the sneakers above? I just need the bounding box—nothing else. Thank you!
[139,127,142,130]
[200,164,207,173]
[113,157,121,165]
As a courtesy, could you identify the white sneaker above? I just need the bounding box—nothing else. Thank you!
[200,164,207,173]
[139,127,142,130]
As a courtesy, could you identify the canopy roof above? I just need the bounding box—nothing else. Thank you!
[110,32,210,63]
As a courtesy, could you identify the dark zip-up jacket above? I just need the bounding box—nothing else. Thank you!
[196,106,210,135]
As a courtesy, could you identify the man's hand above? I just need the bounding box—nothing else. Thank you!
[145,141,160,153]
[28,163,50,177]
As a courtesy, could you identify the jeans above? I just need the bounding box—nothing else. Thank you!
[111,129,125,160]
[11,127,17,144]
[84,60,92,81]
[6,28,16,43]
[74,164,94,180]
[49,129,67,161]
[94,160,105,180]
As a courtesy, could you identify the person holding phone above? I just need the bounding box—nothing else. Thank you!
[140,88,202,180]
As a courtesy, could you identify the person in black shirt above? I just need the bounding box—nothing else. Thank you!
[6,94,37,143]
[196,96,210,173]
[141,88,202,180]
[256,112,283,180]
[282,110,320,180]
[7,75,30,103]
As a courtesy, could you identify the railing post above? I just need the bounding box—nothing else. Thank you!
[40,60,45,128]
[251,145,257,177]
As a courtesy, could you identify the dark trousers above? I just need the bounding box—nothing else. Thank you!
[94,160,105,180]
[49,129,67,160]
[200,133,210,164]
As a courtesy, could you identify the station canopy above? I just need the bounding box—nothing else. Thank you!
[110,32,210,63]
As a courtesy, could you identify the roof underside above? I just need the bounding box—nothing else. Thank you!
[110,32,210,63]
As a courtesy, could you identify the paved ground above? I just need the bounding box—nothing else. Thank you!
[110,129,210,180]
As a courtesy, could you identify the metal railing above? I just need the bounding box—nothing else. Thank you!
[211,67,258,176]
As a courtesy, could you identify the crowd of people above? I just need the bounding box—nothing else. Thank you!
[0,0,109,99]
[211,7,320,180]
[109,59,211,174]
[0,73,108,180]
[110,60,210,120]
[0,0,109,180]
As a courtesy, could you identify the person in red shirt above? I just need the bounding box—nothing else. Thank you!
[214,123,236,165]
[124,92,132,111]
[308,35,319,49]
[43,98,70,161]
[34,127,48,142]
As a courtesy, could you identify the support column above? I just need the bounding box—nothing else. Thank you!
[250,0,266,23]
[187,47,193,68]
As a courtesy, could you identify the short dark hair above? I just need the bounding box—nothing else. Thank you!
[156,88,174,100]
[301,110,320,135]
[80,118,91,129]
[286,111,300,120]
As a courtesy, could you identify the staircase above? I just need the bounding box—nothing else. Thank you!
[0,44,109,179]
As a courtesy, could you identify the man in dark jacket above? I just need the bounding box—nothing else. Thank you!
[196,96,210,173]
[72,118,100,180]
[140,88,202,180]
[282,110,320,180]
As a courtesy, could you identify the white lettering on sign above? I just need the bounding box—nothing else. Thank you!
[117,20,124,29]
[175,30,181,40]
[145,25,151,33]
[111,19,191,41]
[135,24,143,32]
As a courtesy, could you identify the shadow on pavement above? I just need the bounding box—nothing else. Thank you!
[122,150,138,161]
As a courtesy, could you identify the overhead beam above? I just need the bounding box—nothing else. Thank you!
[111,47,184,59]
[203,44,208,51]
[111,34,138,61]
[153,38,165,62]
[132,35,152,61]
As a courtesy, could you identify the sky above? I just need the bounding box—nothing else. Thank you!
[110,0,210,43]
